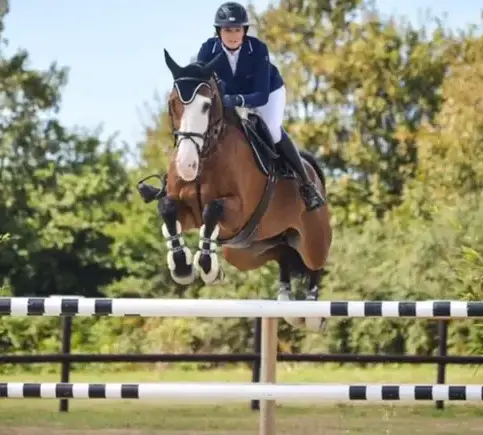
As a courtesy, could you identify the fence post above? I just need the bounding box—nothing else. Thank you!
[259,317,277,435]
[435,319,448,410]
[53,295,83,413]
[251,317,262,411]
[59,314,72,412]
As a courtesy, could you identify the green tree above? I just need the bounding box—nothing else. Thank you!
[415,31,483,202]
[0,10,131,297]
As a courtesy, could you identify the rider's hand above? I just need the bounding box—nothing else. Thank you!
[222,94,243,108]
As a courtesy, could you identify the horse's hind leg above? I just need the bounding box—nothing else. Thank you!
[277,247,326,331]
[304,268,327,332]
[276,251,301,328]
[158,196,195,285]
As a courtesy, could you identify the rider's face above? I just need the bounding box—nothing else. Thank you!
[219,27,244,50]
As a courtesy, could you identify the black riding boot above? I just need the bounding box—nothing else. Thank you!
[276,134,325,211]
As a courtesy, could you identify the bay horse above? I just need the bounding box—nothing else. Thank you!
[137,49,332,330]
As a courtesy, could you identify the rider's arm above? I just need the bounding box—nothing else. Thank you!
[238,43,270,108]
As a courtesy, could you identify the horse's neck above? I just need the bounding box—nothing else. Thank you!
[217,119,259,170]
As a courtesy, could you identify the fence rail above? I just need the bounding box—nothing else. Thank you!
[3,351,483,364]
[2,382,482,401]
[1,297,483,435]
[1,298,481,415]
[1,297,482,317]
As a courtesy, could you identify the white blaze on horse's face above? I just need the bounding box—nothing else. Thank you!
[175,93,211,182]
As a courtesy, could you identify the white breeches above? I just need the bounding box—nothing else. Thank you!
[253,85,286,144]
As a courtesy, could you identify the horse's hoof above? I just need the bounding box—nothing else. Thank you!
[303,286,325,332]
[304,317,327,332]
[277,289,304,328]
[166,237,194,286]
[212,265,225,284]
[209,265,225,285]
[193,250,221,285]
[170,266,196,285]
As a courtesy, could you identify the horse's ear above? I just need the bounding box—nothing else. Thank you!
[164,49,182,78]
[203,52,224,74]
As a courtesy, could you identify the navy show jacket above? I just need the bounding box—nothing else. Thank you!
[196,36,284,108]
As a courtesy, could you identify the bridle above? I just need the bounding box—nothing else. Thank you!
[168,74,225,158]
[167,73,225,218]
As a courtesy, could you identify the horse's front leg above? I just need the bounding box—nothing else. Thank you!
[193,198,226,285]
[158,195,196,285]
[194,195,243,285]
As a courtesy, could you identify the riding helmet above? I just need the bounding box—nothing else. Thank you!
[213,2,250,28]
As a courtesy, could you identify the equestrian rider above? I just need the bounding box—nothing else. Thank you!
[196,1,325,212]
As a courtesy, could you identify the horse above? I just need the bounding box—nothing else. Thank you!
[137,49,332,330]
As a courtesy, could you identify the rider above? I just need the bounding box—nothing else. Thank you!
[196,1,325,211]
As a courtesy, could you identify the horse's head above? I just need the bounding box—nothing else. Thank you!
[164,49,225,182]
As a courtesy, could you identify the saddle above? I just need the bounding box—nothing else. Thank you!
[234,108,296,179]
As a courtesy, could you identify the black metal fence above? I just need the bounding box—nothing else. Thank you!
[1,317,482,412]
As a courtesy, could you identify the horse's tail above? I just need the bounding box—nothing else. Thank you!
[299,150,326,190]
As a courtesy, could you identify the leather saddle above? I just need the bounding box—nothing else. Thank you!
[234,108,296,179]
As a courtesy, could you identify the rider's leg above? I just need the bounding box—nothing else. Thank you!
[255,86,325,211]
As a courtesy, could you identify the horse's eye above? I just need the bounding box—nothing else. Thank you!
[202,102,211,113]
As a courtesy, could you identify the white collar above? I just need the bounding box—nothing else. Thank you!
[221,44,241,56]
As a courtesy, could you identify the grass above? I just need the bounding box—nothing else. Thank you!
[1,363,483,434]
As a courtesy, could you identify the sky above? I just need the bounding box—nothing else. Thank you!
[3,0,482,149]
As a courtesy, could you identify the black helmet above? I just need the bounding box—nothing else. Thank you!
[213,2,249,28]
